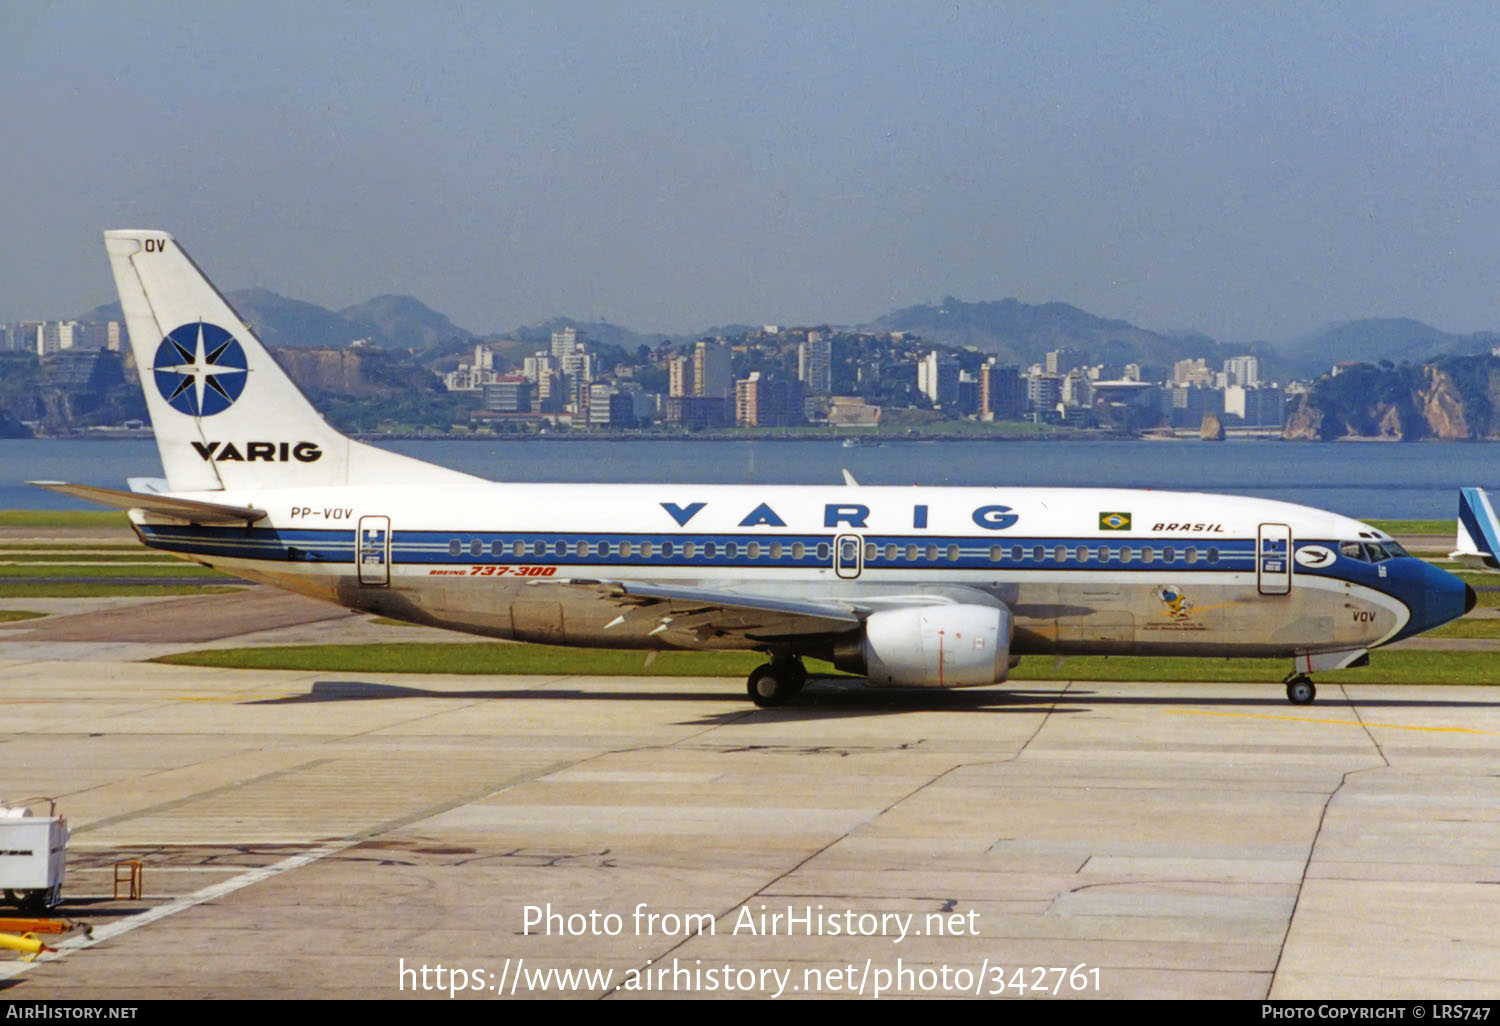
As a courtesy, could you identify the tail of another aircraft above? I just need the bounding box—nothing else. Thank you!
[104,230,477,493]
[1453,486,1500,569]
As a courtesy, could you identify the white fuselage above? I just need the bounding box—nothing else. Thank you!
[133,481,1419,659]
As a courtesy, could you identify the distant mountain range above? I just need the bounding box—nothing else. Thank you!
[78,288,1500,382]
[80,290,475,353]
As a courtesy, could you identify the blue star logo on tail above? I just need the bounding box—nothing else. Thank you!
[153,322,248,416]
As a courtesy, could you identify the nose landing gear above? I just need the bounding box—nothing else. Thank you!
[1283,672,1316,705]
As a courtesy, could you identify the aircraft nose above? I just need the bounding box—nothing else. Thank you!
[1420,562,1472,632]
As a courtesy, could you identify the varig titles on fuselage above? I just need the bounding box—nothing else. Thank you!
[660,500,1020,531]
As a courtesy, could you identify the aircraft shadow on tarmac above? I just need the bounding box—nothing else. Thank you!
[244,678,1500,723]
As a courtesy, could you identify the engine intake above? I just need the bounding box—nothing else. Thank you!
[834,604,1012,688]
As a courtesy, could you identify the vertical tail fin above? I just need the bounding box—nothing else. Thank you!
[1453,486,1500,569]
[105,230,476,492]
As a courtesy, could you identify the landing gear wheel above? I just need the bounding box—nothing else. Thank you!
[747,660,806,707]
[1285,675,1316,705]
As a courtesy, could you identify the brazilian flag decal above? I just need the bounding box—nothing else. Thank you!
[1099,512,1132,531]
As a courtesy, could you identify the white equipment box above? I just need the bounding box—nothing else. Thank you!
[0,802,68,910]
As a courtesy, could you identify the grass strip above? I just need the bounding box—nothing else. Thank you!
[0,552,183,564]
[0,510,130,528]
[0,563,228,578]
[0,583,244,598]
[1366,519,1450,536]
[155,643,1499,685]
[0,609,47,623]
[1426,618,1500,639]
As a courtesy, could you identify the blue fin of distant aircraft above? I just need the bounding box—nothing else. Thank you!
[1452,487,1500,569]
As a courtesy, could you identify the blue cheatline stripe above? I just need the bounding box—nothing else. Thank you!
[137,524,1275,573]
[1459,487,1500,559]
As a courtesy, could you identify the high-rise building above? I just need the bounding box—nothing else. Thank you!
[1225,385,1284,426]
[979,362,1023,420]
[694,341,733,401]
[550,326,579,360]
[668,355,691,398]
[798,332,832,395]
[917,351,958,406]
[1172,358,1213,387]
[482,376,533,413]
[1026,372,1062,412]
[1046,347,1086,375]
[1223,355,1261,388]
[735,372,804,427]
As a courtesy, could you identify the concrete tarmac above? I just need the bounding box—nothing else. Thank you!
[2,592,1499,1000]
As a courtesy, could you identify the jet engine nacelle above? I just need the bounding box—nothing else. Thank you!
[853,603,1013,688]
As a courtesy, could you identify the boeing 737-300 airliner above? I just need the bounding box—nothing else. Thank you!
[34,231,1485,707]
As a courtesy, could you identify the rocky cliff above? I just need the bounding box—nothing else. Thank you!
[1284,356,1500,440]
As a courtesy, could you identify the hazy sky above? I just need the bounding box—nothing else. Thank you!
[4,1,1500,341]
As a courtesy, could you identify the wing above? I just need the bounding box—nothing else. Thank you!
[537,578,861,646]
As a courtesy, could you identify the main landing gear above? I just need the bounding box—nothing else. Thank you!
[747,656,807,707]
[1283,672,1316,705]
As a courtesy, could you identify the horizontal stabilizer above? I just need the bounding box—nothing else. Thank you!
[1452,487,1500,570]
[29,481,267,524]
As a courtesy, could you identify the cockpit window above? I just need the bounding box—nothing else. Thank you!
[1339,541,1368,561]
[1384,541,1409,558]
[1364,543,1394,562]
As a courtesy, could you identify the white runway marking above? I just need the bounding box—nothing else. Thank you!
[0,838,358,982]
